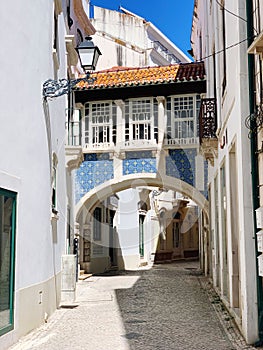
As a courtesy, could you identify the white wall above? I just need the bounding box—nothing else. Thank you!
[91,5,190,71]
[117,189,140,269]
[0,1,69,347]
[191,0,259,344]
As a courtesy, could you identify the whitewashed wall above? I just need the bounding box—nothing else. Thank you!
[0,1,69,348]
[191,0,258,344]
[91,5,190,71]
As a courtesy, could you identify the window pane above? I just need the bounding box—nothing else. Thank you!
[0,190,16,335]
[93,207,102,241]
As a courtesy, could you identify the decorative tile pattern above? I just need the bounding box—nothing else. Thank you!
[75,153,114,203]
[123,158,156,175]
[166,149,197,186]
[126,151,153,159]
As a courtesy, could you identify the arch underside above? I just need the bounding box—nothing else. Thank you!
[76,173,208,219]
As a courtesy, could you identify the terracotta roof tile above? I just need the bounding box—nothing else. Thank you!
[76,62,205,90]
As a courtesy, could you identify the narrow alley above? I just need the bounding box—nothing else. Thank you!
[9,261,255,350]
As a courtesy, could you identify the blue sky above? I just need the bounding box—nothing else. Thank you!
[90,0,194,58]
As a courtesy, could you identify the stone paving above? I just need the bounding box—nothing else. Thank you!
[8,261,261,350]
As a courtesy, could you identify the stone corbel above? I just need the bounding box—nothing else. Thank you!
[65,146,84,171]
[156,96,165,104]
[114,99,125,108]
[114,151,126,160]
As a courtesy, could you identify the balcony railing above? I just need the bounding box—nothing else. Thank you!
[199,98,217,142]
[151,41,181,64]
[164,137,199,147]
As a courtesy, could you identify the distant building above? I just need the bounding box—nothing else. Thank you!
[70,5,205,274]
[90,5,191,70]
[73,62,207,273]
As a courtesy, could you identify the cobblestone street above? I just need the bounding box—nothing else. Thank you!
[9,261,258,350]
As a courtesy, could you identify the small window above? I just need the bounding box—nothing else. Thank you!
[52,166,57,212]
[52,154,58,214]
[173,212,181,220]
[173,222,180,248]
[139,215,145,257]
[93,207,102,241]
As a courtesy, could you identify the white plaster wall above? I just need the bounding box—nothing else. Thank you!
[191,0,259,344]
[92,34,146,70]
[92,7,146,48]
[0,1,69,346]
[91,5,190,71]
[117,189,141,269]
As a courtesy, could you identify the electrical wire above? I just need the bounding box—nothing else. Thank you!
[198,35,255,62]
[215,0,259,35]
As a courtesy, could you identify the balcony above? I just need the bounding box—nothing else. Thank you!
[83,142,115,152]
[164,137,199,147]
[120,139,157,150]
[151,41,181,64]
[199,98,218,165]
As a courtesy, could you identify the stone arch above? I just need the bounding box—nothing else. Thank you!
[75,173,208,220]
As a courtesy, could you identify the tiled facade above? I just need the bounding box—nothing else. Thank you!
[166,149,197,187]
[123,151,157,175]
[75,153,114,203]
[75,148,208,203]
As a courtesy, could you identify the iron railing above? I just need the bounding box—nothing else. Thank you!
[245,103,263,136]
[199,98,217,143]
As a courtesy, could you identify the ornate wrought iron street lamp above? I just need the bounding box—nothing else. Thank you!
[42,37,101,99]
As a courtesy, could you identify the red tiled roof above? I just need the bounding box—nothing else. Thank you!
[75,62,205,90]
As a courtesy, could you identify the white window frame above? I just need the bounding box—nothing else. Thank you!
[128,98,154,141]
[172,95,196,139]
[168,94,199,145]
[84,101,114,148]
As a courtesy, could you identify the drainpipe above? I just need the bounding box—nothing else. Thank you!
[246,0,263,345]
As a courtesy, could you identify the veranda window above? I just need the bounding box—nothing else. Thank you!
[166,95,201,142]
[84,102,116,146]
[125,99,156,142]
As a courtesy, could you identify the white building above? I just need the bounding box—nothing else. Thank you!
[90,5,191,70]
[74,62,207,273]
[0,1,95,348]
[71,5,207,274]
[191,0,259,344]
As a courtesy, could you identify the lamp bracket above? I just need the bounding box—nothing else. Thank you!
[43,73,95,99]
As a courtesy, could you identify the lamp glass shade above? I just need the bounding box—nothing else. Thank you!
[76,37,101,72]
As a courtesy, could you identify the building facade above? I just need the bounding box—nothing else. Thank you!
[191,0,261,344]
[89,5,191,70]
[73,62,208,273]
[0,1,95,348]
[69,4,206,275]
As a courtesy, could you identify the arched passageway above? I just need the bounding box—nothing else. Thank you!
[74,174,210,276]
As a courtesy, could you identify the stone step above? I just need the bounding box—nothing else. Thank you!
[78,273,92,280]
